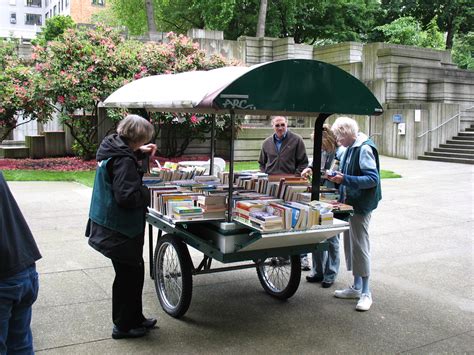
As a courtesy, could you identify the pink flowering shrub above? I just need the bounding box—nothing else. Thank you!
[0,157,97,171]
[32,27,238,160]
[0,40,52,142]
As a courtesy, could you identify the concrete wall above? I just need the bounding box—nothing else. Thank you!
[7,29,474,161]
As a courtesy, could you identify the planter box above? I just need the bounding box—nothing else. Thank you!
[25,135,45,158]
[44,131,66,157]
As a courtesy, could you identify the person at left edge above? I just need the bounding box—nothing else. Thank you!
[0,172,41,355]
[85,114,158,339]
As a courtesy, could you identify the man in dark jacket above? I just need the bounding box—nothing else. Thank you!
[258,116,309,270]
[0,172,41,354]
[258,116,308,175]
[86,114,157,339]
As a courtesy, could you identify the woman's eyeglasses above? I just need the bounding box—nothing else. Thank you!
[274,123,286,128]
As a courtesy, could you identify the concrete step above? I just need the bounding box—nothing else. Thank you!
[434,147,474,154]
[424,151,474,159]
[418,155,474,164]
[0,140,26,147]
[439,143,474,149]
[465,127,474,132]
[458,132,474,137]
[452,136,474,141]
[445,139,474,146]
[0,146,29,158]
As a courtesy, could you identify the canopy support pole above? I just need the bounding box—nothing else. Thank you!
[311,113,331,201]
[226,111,235,222]
[209,115,216,176]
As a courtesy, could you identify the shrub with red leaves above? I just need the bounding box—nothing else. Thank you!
[0,157,97,171]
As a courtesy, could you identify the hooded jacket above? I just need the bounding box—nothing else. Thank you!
[0,172,41,280]
[86,134,149,264]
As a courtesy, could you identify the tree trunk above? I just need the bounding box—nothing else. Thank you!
[256,0,268,37]
[445,25,455,49]
[145,0,157,34]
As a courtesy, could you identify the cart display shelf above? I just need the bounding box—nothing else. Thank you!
[104,58,383,318]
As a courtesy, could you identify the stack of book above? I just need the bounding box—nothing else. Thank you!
[197,195,227,219]
[172,206,204,221]
[248,210,284,232]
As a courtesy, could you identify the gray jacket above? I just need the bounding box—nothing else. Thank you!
[258,130,308,175]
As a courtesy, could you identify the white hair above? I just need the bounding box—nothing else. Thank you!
[117,114,154,145]
[331,116,359,139]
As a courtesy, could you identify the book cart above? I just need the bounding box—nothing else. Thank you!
[104,59,383,318]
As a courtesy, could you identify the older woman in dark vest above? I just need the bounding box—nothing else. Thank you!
[86,114,158,338]
[327,117,382,312]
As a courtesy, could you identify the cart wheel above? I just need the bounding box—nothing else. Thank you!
[154,234,193,318]
[256,255,301,299]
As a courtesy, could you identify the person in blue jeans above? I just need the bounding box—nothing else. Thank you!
[301,125,344,287]
[0,172,41,354]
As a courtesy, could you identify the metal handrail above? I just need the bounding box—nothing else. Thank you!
[417,105,474,139]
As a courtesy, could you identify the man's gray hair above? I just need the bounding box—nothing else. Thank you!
[331,116,359,139]
[117,114,154,144]
[270,116,287,124]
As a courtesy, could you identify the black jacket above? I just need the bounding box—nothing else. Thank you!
[0,172,41,280]
[86,134,149,265]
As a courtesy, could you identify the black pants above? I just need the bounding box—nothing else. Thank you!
[111,258,145,331]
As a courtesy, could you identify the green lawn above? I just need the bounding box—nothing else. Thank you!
[2,162,400,187]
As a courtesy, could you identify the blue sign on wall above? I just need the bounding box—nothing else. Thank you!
[392,114,402,123]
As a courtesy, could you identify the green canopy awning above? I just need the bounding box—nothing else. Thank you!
[104,59,383,117]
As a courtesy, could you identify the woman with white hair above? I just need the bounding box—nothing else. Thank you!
[86,114,158,338]
[327,116,381,312]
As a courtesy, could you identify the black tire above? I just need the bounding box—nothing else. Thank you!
[153,234,193,318]
[256,255,301,299]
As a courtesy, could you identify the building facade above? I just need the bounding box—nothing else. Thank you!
[0,0,106,41]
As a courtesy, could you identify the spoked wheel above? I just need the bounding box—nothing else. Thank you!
[154,234,193,318]
[256,255,301,299]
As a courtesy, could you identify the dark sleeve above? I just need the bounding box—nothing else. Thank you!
[111,157,150,208]
[258,144,267,172]
[294,137,308,174]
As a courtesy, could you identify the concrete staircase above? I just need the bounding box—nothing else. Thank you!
[419,107,474,164]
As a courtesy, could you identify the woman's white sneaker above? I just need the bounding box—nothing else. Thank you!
[355,293,372,311]
[334,285,362,299]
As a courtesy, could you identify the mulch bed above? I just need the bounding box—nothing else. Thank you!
[0,156,213,171]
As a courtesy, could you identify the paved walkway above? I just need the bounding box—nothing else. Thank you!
[7,156,474,354]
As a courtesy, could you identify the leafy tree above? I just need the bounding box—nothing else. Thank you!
[0,40,52,142]
[32,15,76,46]
[374,16,444,49]
[33,26,235,159]
[380,0,473,49]
[452,32,474,70]
[101,0,381,44]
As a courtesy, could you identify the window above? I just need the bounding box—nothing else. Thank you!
[49,9,52,17]
[57,1,60,13]
[45,12,48,20]
[9,0,16,5]
[53,5,56,15]
[65,0,68,6]
[10,13,17,24]
[92,0,105,6]
[61,0,63,11]
[25,0,42,7]
[25,13,42,25]
[45,0,49,6]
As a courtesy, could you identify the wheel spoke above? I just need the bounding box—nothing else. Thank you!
[260,256,292,293]
[157,242,183,309]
